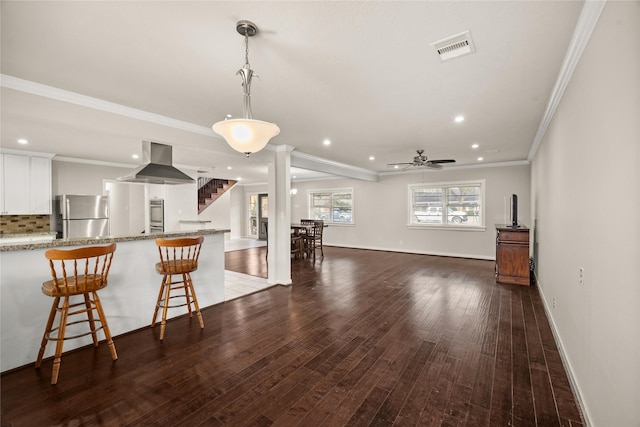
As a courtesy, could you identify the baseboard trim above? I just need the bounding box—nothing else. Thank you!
[324,243,494,261]
[536,281,592,427]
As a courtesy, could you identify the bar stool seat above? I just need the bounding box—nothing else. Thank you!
[152,236,204,340]
[36,243,118,385]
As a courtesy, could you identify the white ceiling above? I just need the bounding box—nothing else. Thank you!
[0,1,583,184]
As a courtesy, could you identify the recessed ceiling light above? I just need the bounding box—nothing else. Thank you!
[471,143,479,149]
[225,114,232,119]
[292,175,297,179]
[132,154,139,159]
[323,139,331,146]
[477,157,484,161]
[236,177,242,181]
[227,166,232,170]
[454,115,465,123]
[369,156,375,161]
[17,138,28,145]
[394,165,399,169]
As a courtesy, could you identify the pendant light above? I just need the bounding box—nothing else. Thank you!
[212,20,280,157]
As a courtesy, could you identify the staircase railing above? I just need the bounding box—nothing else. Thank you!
[197,178,236,213]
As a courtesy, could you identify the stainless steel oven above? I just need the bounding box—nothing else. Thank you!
[149,199,164,233]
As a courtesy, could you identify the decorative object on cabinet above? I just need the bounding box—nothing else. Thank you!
[495,224,530,285]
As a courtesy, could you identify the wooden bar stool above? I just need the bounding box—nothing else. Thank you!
[152,236,204,340]
[36,243,118,385]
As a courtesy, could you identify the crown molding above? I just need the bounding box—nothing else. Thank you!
[290,151,378,182]
[527,0,607,162]
[1,74,217,138]
[379,159,530,176]
[52,155,135,169]
[0,148,55,158]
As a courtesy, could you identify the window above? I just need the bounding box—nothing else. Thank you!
[248,194,258,236]
[409,181,483,227]
[309,189,354,224]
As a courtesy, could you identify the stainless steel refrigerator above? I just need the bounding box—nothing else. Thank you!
[54,195,110,239]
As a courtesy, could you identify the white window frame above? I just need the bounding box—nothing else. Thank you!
[408,180,486,231]
[308,187,354,225]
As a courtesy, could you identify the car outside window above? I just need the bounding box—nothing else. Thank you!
[410,182,483,227]
[309,189,353,224]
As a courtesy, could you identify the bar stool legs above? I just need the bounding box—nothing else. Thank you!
[36,291,118,385]
[151,271,204,341]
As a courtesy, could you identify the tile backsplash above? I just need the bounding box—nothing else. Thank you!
[0,215,51,234]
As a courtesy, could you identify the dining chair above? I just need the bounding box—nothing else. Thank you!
[302,220,324,259]
[291,229,303,259]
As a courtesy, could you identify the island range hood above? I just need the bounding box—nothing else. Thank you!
[117,141,194,185]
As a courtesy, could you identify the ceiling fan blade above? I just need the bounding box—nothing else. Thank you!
[428,159,456,164]
[387,162,415,166]
[424,163,443,169]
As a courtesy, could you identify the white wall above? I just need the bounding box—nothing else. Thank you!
[163,178,197,232]
[52,160,129,195]
[197,188,231,232]
[291,164,530,259]
[530,2,640,425]
[228,185,245,239]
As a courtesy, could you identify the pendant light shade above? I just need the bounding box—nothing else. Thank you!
[212,118,280,155]
[213,20,279,157]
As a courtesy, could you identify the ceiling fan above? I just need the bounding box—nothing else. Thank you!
[387,150,456,170]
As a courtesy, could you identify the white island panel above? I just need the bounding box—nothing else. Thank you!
[0,232,225,372]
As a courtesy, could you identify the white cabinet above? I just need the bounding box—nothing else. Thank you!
[1,154,30,214]
[0,151,53,215]
[29,156,52,214]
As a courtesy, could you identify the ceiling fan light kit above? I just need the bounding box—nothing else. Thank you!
[212,20,280,157]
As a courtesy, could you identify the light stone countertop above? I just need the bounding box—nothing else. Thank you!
[0,228,229,252]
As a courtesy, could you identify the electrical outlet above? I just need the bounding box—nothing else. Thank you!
[579,267,584,286]
[552,297,556,309]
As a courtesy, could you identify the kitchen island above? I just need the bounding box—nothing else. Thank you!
[0,228,229,372]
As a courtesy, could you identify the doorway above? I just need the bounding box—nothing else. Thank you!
[258,193,268,240]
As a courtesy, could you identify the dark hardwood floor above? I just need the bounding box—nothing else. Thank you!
[1,246,584,426]
[225,246,268,279]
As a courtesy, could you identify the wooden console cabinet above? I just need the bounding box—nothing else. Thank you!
[495,225,530,285]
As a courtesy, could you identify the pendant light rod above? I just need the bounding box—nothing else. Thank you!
[237,20,257,120]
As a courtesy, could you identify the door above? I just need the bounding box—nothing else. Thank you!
[258,193,268,240]
[248,194,258,237]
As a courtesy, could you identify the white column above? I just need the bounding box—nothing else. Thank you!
[267,145,293,285]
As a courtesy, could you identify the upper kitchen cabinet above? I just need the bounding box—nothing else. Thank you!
[0,150,54,215]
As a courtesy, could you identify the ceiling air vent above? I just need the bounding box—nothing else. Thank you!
[431,31,476,61]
